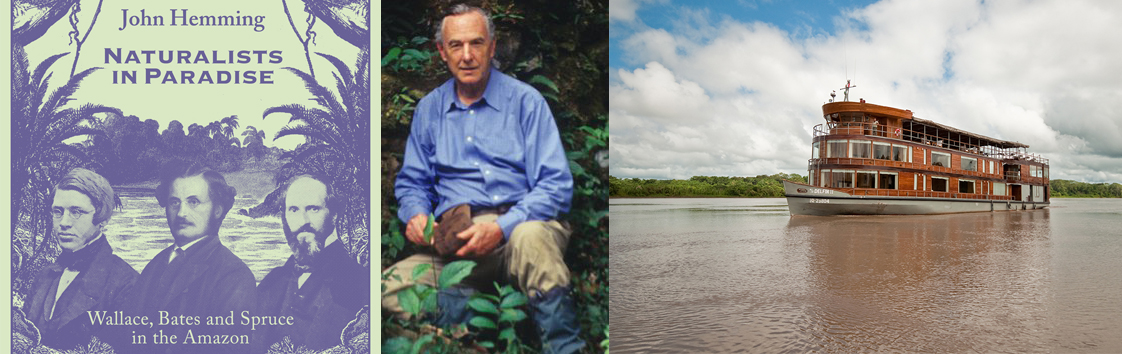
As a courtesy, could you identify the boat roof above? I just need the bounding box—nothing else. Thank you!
[907,117,1029,149]
[822,101,1030,149]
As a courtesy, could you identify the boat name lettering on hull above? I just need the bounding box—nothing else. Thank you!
[809,199,830,204]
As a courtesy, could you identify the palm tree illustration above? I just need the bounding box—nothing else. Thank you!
[262,48,370,267]
[241,126,268,166]
[11,47,118,295]
[220,115,241,145]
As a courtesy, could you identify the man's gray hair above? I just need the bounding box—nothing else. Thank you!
[435,4,495,45]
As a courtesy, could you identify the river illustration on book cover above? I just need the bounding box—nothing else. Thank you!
[11,0,370,353]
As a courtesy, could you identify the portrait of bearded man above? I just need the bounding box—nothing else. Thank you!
[253,174,369,353]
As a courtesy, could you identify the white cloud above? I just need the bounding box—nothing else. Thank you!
[609,0,641,22]
[610,0,1122,183]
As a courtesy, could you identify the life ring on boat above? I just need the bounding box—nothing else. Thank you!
[894,128,902,137]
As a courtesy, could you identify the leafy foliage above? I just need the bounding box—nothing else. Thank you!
[610,174,808,198]
[262,47,372,267]
[384,260,483,354]
[469,283,532,353]
[382,1,608,352]
[10,45,119,297]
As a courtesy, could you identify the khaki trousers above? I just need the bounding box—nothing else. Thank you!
[382,214,572,318]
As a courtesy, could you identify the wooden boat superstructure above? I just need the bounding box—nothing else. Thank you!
[785,98,1050,216]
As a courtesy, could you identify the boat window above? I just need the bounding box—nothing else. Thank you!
[959,179,975,194]
[989,161,994,174]
[962,157,978,172]
[879,172,897,189]
[850,140,871,158]
[830,170,854,188]
[892,145,908,162]
[994,182,1006,196]
[820,170,829,187]
[932,177,948,192]
[1029,165,1038,178]
[856,171,877,188]
[840,112,865,122]
[873,142,891,160]
[932,152,950,167]
[1043,167,1049,179]
[827,140,848,158]
[812,142,820,159]
[1006,165,1020,178]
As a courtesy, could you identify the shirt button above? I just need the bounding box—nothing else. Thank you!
[469,110,475,115]
[474,161,479,166]
[484,170,491,175]
[466,136,473,142]
[492,195,500,201]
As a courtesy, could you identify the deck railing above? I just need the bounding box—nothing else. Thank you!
[813,122,1049,165]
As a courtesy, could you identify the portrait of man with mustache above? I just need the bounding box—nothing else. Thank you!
[125,162,255,354]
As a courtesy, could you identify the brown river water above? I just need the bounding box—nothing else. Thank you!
[610,198,1122,353]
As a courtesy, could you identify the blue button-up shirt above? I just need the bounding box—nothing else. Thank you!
[395,68,573,240]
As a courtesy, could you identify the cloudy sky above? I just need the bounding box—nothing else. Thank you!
[609,0,1122,183]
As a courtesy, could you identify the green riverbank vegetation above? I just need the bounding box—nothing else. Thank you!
[610,174,807,198]
[1050,179,1122,198]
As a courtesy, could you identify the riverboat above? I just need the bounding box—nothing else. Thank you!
[785,84,1050,216]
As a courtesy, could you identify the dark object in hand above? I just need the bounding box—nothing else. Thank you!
[434,204,472,255]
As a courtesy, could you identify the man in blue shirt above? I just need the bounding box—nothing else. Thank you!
[382,4,583,354]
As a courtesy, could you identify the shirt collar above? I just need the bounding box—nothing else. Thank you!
[177,234,209,251]
[443,67,506,113]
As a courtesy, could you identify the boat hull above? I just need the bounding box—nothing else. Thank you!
[783,180,1048,216]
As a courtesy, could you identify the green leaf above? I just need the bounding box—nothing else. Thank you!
[499,328,517,342]
[410,334,434,354]
[438,260,476,289]
[542,91,560,103]
[585,135,606,149]
[403,48,427,60]
[587,210,609,227]
[411,263,432,281]
[500,292,528,309]
[498,284,514,297]
[381,47,402,67]
[569,161,585,176]
[383,337,412,354]
[421,288,438,314]
[478,341,495,349]
[397,288,421,316]
[423,213,434,244]
[498,308,527,323]
[529,75,560,93]
[468,297,499,315]
[469,316,497,329]
[478,293,501,303]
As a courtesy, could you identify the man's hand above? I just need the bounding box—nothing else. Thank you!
[455,222,503,257]
[405,213,436,246]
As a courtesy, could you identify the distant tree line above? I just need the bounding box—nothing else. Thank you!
[81,113,283,185]
[1050,179,1122,198]
[610,173,807,198]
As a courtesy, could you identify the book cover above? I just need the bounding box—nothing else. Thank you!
[10,0,371,352]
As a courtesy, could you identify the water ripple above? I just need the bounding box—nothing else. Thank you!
[611,198,1122,353]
